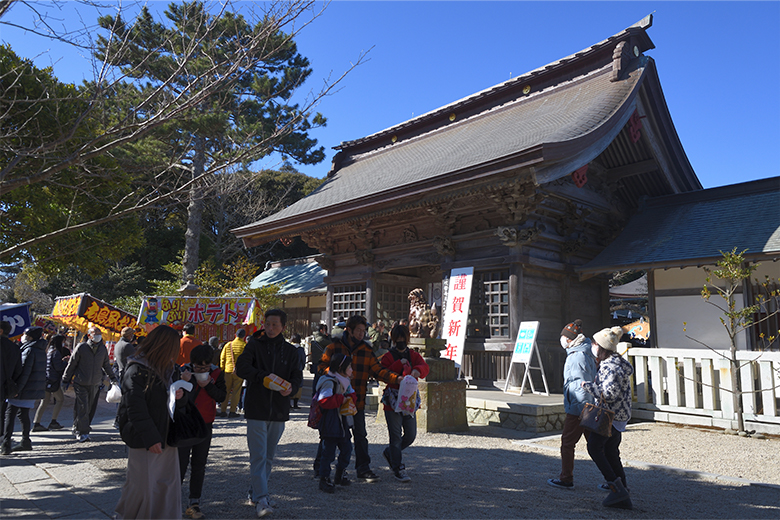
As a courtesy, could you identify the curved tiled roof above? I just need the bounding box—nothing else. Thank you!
[234,62,645,235]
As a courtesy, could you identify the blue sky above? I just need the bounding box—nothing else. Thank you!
[2,1,778,189]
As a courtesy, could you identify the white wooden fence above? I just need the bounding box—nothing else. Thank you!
[627,347,780,435]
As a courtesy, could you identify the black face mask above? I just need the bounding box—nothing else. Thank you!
[395,341,407,351]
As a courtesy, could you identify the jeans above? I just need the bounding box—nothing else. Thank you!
[73,383,100,435]
[559,413,588,483]
[319,431,352,479]
[246,419,285,502]
[384,409,416,471]
[586,426,626,485]
[352,409,371,474]
[179,424,213,500]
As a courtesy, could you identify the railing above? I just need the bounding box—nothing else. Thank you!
[627,347,780,434]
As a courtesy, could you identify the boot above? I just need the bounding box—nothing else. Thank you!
[602,478,632,509]
[319,477,335,494]
[0,442,11,455]
[334,467,351,486]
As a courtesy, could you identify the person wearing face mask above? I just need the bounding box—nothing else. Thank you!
[379,324,429,482]
[547,319,597,490]
[62,326,118,442]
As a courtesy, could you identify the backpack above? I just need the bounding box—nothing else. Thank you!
[307,393,322,429]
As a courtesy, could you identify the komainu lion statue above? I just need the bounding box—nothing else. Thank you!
[408,288,440,339]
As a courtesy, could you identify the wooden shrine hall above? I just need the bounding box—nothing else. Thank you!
[233,15,702,391]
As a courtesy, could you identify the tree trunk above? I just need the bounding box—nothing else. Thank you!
[183,137,205,282]
[730,347,745,432]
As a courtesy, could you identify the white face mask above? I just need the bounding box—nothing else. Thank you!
[560,336,569,349]
[591,343,600,358]
[91,334,102,343]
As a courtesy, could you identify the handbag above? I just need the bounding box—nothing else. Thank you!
[579,395,615,437]
[307,394,322,429]
[167,399,208,447]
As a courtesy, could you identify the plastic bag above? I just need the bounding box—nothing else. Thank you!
[394,375,420,416]
[106,383,122,403]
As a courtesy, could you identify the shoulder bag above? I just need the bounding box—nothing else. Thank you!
[579,393,615,437]
[167,398,208,447]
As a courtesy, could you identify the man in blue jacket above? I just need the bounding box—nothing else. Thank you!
[547,319,598,490]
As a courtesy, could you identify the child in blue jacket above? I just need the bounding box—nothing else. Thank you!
[315,353,357,493]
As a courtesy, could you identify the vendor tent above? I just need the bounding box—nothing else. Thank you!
[50,293,142,341]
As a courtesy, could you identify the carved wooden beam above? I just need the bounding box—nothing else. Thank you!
[606,159,658,182]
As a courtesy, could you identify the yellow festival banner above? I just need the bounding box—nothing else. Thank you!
[50,293,144,341]
[137,296,263,342]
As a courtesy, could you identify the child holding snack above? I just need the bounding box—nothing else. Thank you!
[235,309,302,518]
[315,353,357,493]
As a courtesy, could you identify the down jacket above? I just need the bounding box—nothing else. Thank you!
[582,352,634,422]
[562,335,598,416]
[15,338,47,400]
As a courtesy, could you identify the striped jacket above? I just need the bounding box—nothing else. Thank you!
[318,336,402,411]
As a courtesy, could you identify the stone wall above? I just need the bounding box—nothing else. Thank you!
[466,397,566,433]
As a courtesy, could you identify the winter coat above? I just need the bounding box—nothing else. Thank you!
[220,337,246,374]
[315,372,356,439]
[583,353,635,422]
[309,332,330,374]
[45,346,69,393]
[116,359,179,450]
[181,363,227,424]
[113,338,135,382]
[15,338,47,400]
[318,334,402,411]
[63,340,116,386]
[1,336,22,401]
[234,333,302,422]
[562,335,598,416]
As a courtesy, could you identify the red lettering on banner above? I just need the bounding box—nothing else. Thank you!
[447,320,461,337]
[453,274,468,291]
[451,296,465,313]
[204,303,223,324]
[187,303,205,324]
[445,343,457,358]
[223,304,238,324]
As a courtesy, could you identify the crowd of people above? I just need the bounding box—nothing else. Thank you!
[0,312,636,517]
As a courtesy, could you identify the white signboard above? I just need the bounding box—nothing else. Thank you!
[504,320,550,396]
[511,321,540,364]
[440,267,474,369]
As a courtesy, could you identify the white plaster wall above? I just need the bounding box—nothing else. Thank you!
[655,294,748,350]
[654,267,711,290]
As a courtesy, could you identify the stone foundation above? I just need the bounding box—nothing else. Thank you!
[466,397,566,433]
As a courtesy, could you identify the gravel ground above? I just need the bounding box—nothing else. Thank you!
[6,388,780,519]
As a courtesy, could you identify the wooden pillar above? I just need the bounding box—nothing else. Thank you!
[366,277,375,323]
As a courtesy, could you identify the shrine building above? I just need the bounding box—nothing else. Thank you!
[233,15,702,390]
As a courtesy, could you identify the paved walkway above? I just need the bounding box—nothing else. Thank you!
[1,381,778,519]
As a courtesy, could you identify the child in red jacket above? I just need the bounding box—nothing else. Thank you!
[179,343,227,518]
[315,353,357,493]
[380,324,429,483]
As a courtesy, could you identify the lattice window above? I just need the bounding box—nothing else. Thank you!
[376,283,415,324]
[332,284,367,322]
[467,270,510,339]
[751,281,780,351]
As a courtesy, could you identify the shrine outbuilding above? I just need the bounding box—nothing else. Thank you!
[233,15,702,390]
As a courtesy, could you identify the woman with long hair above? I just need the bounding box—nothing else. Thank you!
[582,326,635,510]
[115,325,185,519]
[32,335,70,431]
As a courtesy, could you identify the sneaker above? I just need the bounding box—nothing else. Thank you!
[382,448,394,471]
[184,504,205,519]
[547,478,574,490]
[228,412,240,418]
[256,498,274,518]
[319,477,335,494]
[394,468,411,483]
[357,469,380,483]
[48,420,63,430]
[32,423,48,432]
[216,411,227,418]
[76,434,90,443]
[245,491,256,507]
[598,483,611,491]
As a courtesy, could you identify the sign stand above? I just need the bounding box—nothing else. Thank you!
[503,321,550,396]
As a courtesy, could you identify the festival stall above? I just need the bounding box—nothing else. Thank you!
[0,301,33,340]
[137,296,264,342]
[50,293,144,342]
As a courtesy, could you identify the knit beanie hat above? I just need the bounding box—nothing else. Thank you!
[593,326,623,352]
[560,319,583,340]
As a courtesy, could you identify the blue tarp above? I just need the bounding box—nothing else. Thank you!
[249,262,326,296]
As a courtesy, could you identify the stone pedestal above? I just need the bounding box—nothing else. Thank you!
[375,338,468,432]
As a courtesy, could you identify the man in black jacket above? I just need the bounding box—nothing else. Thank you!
[0,321,22,438]
[235,309,302,518]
